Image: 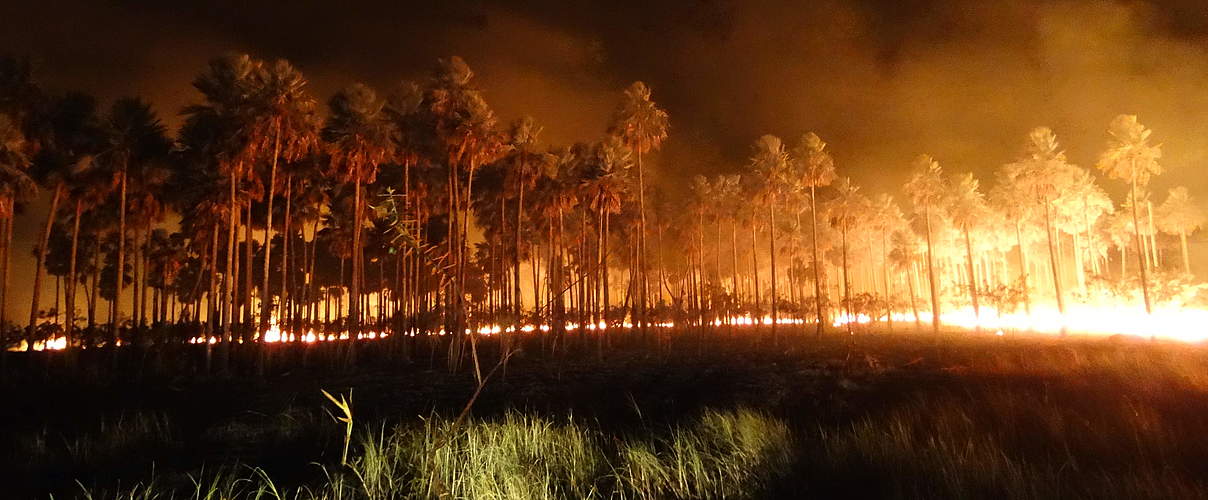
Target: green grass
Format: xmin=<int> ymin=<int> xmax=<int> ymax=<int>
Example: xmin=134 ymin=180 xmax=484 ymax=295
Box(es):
xmin=74 ymin=409 xmax=792 ymax=499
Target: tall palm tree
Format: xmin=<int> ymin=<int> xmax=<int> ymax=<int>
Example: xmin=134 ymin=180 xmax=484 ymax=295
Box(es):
xmin=790 ymin=132 xmax=837 ymax=335
xmin=581 ymin=136 xmax=631 ymax=350
xmin=251 ymin=59 xmax=319 ymax=337
xmin=608 ymin=82 xmax=668 ymax=336
xmin=1097 ymin=115 xmax=1163 ymax=314
xmin=903 ymin=154 xmax=946 ymax=335
xmin=98 ymin=97 xmax=170 ymax=338
xmin=324 ymin=83 xmax=395 ymax=359
xmin=424 ymin=57 xmax=507 ymax=376
xmin=185 ymin=54 xmax=262 ymax=370
xmin=0 ymin=113 xmax=34 ymax=341
xmin=870 ymin=194 xmax=903 ymax=331
xmin=947 ymin=173 xmax=989 ymax=326
xmin=987 ymin=174 xmax=1036 ymax=317
xmin=28 ymin=93 xmax=105 ymax=342
xmin=749 ymin=135 xmax=789 ymax=339
xmin=500 ymin=117 xmax=552 ymax=340
xmin=826 ymin=177 xmax=868 ymax=333
xmin=1006 ymin=127 xmax=1078 ymax=318
xmin=1157 ymin=187 xmax=1203 ymax=276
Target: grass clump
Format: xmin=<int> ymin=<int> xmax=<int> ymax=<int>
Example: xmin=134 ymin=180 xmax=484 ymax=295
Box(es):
xmin=615 ymin=408 xmax=793 ymax=499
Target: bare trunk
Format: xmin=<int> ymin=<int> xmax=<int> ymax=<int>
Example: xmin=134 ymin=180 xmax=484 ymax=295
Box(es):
xmin=809 ymin=185 xmax=824 ymax=336
xmin=768 ymin=197 xmax=778 ymax=339
xmin=114 ymin=170 xmax=128 ymax=338
xmin=1015 ymin=222 xmax=1031 ymax=317
xmin=29 ymin=183 xmax=63 ymax=346
xmin=260 ymin=121 xmax=281 ymax=336
xmin=962 ymin=225 xmax=980 ymax=329
xmin=1131 ymin=174 xmax=1152 ymax=314
xmin=1042 ymin=200 xmax=1065 ymax=317
xmin=66 ymin=199 xmax=82 ymax=343
xmin=923 ymin=205 xmax=940 ymax=335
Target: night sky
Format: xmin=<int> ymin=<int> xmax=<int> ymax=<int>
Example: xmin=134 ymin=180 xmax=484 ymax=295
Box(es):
xmin=3 ymin=0 xmax=1208 ymax=314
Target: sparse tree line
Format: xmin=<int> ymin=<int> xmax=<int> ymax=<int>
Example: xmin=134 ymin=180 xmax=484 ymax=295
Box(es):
xmin=0 ymin=54 xmax=1202 ymax=374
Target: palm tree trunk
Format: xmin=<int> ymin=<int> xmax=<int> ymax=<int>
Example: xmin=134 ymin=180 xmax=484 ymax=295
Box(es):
xmin=750 ymin=222 xmax=760 ymax=318
xmin=0 ymin=206 xmax=10 ymax=338
xmin=206 ymin=226 xmax=217 ymax=372
xmin=809 ymin=185 xmax=824 ymax=336
xmin=89 ymin=236 xmax=98 ymax=330
xmin=28 ymin=183 xmax=63 ymax=348
xmin=1015 ymin=222 xmax=1031 ymax=317
xmin=260 ymin=121 xmax=281 ymax=337
xmin=923 ymin=205 xmax=940 ymax=335
xmin=243 ymin=201 xmax=253 ymax=339
xmin=350 ymin=177 xmax=362 ymax=365
xmin=841 ymin=220 xmax=851 ymax=335
xmin=731 ymin=223 xmax=739 ymax=309
xmin=141 ymin=228 xmax=150 ymax=330
xmin=1042 ymin=201 xmax=1064 ymax=316
xmin=768 ymin=197 xmax=778 ymax=340
xmin=113 ymin=170 xmax=128 ymax=341
xmin=513 ymin=168 xmax=525 ymax=353
xmin=223 ymin=173 xmax=237 ymax=372
xmin=1131 ymin=175 xmax=1152 ymax=314
xmin=281 ymin=175 xmax=292 ymax=329
xmin=881 ymin=229 xmax=893 ymax=333
xmin=66 ymin=199 xmax=82 ymax=347
xmin=635 ymin=151 xmax=648 ymax=338
xmin=962 ymin=225 xmax=980 ymax=328
xmin=1181 ymin=230 xmax=1190 ymax=275
xmin=1147 ymin=201 xmax=1160 ymax=270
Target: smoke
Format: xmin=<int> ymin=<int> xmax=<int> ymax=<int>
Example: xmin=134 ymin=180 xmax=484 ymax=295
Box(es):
xmin=3 ymin=0 xmax=1208 ymax=317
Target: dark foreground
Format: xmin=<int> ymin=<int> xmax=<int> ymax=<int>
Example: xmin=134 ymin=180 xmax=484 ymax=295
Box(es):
xmin=4 ymin=329 xmax=1208 ymax=499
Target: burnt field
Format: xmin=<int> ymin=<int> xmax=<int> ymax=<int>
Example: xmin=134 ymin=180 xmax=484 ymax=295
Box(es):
xmin=5 ymin=329 xmax=1208 ymax=499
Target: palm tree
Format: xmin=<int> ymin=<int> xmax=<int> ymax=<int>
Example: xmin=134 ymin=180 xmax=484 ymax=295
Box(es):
xmin=608 ymin=81 xmax=668 ymax=336
xmin=790 ymin=132 xmax=837 ymax=335
xmin=98 ymin=97 xmax=170 ymax=338
xmin=251 ymin=59 xmax=319 ymax=337
xmin=826 ymin=177 xmax=868 ymax=333
xmin=500 ymin=117 xmax=553 ymax=341
xmin=0 ymin=113 xmax=34 ymax=340
xmin=184 ymin=54 xmax=261 ymax=365
xmin=713 ymin=174 xmax=743 ymax=309
xmin=424 ymin=57 xmax=507 ymax=377
xmin=324 ymin=83 xmax=395 ymax=361
xmin=870 ymin=194 xmax=903 ymax=331
xmin=889 ymin=227 xmax=923 ymax=328
xmin=1006 ymin=127 xmax=1079 ymax=318
xmin=748 ymin=135 xmax=789 ymax=339
xmin=987 ymin=175 xmax=1036 ymax=317
xmin=1097 ymin=115 xmax=1163 ymax=314
xmin=581 ymin=136 xmax=631 ymax=349
xmin=1157 ymin=187 xmax=1203 ymax=276
xmin=903 ymin=154 xmax=946 ymax=335
xmin=946 ymin=173 xmax=989 ymax=326
xmin=28 ymin=93 xmax=105 ymax=343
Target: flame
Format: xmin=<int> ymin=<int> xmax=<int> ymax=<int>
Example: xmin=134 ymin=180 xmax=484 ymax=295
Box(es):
xmin=11 ymin=298 xmax=1208 ymax=353
xmin=6 ymin=336 xmax=68 ymax=352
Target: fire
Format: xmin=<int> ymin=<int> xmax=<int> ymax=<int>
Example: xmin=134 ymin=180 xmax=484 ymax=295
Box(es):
xmin=6 ymin=336 xmax=68 ymax=352
xmin=10 ymin=301 xmax=1208 ymax=353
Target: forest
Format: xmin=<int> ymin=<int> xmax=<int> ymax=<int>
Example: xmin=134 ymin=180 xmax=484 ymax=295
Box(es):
xmin=0 ymin=52 xmax=1202 ymax=367
xmin=6 ymin=51 xmax=1208 ymax=499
